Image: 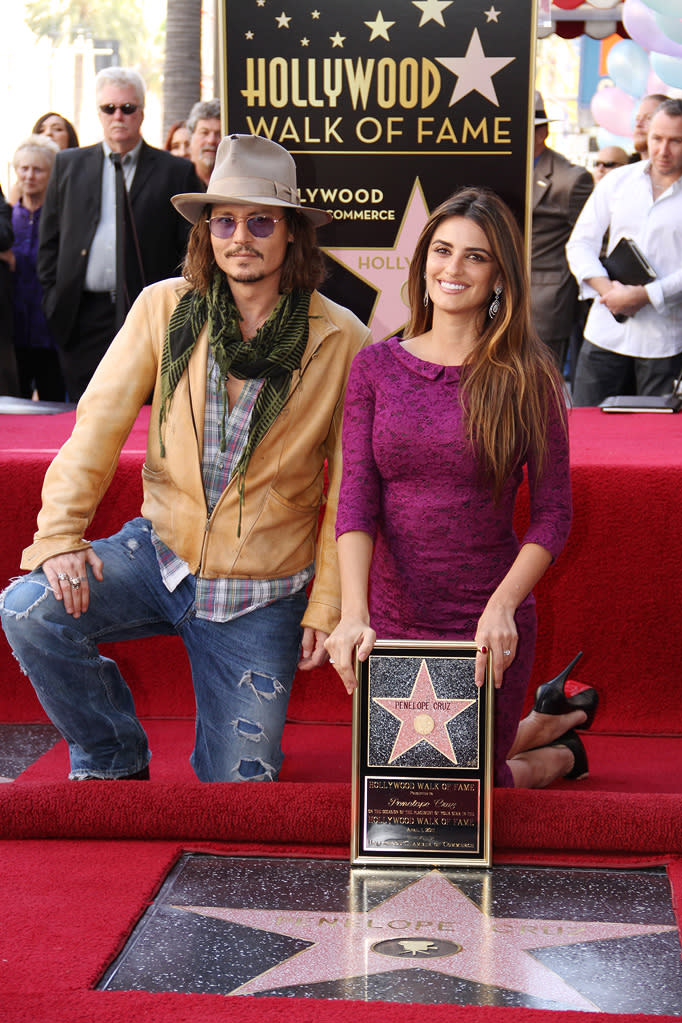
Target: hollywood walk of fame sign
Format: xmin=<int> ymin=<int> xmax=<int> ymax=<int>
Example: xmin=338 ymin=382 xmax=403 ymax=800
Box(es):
xmin=351 ymin=640 xmax=493 ymax=867
xmin=219 ymin=1 xmax=536 ymax=340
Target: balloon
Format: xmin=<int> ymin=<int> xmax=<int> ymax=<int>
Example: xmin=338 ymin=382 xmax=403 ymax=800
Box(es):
xmin=654 ymin=11 xmax=682 ymax=41
xmin=650 ymin=49 xmax=682 ymax=86
xmin=647 ymin=67 xmax=671 ymax=92
xmin=623 ymin=0 xmax=682 ymax=56
xmin=606 ymin=39 xmax=651 ymax=96
xmin=639 ymin=0 xmax=682 ymax=15
xmin=591 ymin=86 xmax=637 ymax=137
xmin=596 ymin=128 xmax=634 ymax=150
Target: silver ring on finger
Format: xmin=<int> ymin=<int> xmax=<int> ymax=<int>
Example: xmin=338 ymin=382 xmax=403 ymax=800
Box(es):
xmin=57 ymin=573 xmax=69 ymax=581
xmin=70 ymin=577 xmax=82 ymax=588
xmin=503 ymin=649 xmax=511 ymax=657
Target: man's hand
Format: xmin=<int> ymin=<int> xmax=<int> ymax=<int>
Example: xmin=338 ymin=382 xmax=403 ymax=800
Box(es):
xmin=42 ymin=549 xmax=104 ymax=618
xmin=298 ymin=627 xmax=330 ymax=670
xmin=600 ymin=281 xmax=650 ymax=318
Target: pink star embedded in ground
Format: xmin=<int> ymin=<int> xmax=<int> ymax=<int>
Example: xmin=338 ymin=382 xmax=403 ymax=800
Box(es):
xmin=178 ymin=870 xmax=675 ymax=1007
xmin=373 ymin=659 xmax=475 ymax=764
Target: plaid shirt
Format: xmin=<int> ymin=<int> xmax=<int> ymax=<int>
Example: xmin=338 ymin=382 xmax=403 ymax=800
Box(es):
xmin=152 ymin=352 xmax=313 ymax=621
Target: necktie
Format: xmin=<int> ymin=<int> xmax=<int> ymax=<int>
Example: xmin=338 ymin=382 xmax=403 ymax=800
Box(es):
xmin=109 ymin=151 xmax=128 ymax=331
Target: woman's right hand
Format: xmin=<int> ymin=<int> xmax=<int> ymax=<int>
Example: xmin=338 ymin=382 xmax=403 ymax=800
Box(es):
xmin=324 ymin=617 xmax=377 ymax=695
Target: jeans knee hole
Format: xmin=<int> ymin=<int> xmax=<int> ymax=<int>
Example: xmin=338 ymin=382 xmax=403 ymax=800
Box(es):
xmin=0 ymin=578 xmax=50 ymax=618
xmin=237 ymin=757 xmax=276 ymax=780
xmin=234 ymin=718 xmax=265 ymax=742
xmin=239 ymin=669 xmax=285 ymax=703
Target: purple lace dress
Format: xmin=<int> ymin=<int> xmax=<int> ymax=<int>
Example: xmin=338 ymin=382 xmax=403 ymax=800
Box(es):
xmin=336 ymin=338 xmax=572 ymax=786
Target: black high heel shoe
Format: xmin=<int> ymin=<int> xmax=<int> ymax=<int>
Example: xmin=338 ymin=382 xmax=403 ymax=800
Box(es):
xmin=549 ymin=729 xmax=589 ymax=780
xmin=533 ymin=652 xmax=599 ymax=730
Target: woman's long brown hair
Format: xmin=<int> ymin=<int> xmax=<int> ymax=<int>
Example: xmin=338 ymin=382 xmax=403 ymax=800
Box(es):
xmin=405 ymin=186 xmax=566 ymax=501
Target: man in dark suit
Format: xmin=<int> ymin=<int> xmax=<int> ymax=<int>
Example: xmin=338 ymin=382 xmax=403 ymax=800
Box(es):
xmin=37 ymin=67 xmax=202 ymax=401
xmin=531 ymin=92 xmax=593 ymax=374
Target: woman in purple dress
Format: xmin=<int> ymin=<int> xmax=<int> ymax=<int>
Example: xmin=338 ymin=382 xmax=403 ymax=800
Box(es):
xmin=325 ymin=187 xmax=594 ymax=788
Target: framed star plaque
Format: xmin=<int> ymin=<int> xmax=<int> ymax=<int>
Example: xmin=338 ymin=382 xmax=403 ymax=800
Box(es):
xmin=351 ymin=640 xmax=493 ymax=867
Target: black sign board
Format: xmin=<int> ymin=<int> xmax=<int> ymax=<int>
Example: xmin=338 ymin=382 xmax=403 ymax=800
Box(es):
xmin=220 ymin=0 xmax=536 ymax=338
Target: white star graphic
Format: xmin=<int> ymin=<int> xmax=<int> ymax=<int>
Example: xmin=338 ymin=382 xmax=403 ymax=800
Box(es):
xmin=324 ymin=178 xmax=431 ymax=340
xmin=178 ymin=871 xmax=676 ymax=1007
xmin=329 ymin=31 xmax=345 ymax=47
xmin=245 ymin=30 xmax=254 ymax=39
xmin=311 ymin=9 xmax=321 ymax=18
xmin=436 ymin=29 xmax=514 ymax=106
xmin=275 ymin=11 xmax=291 ymax=28
xmin=301 ymin=37 xmax=309 ymax=46
xmin=485 ymin=5 xmax=501 ymax=21
xmin=257 ymin=0 xmax=266 ymax=6
xmin=365 ymin=11 xmax=395 ymax=41
xmin=412 ymin=0 xmax=454 ymax=27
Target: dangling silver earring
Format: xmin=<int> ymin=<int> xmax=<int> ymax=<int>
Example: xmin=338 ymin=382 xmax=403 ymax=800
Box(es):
xmin=488 ymin=284 xmax=503 ymax=320
xmin=423 ymin=271 xmax=429 ymax=308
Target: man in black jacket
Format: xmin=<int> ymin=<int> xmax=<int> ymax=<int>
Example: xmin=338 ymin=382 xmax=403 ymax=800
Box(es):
xmin=37 ymin=67 xmax=202 ymax=401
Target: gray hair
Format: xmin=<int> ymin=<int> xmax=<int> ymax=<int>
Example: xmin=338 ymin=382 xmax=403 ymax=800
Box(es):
xmin=13 ymin=133 xmax=59 ymax=170
xmin=95 ymin=67 xmax=146 ymax=107
xmin=187 ymin=99 xmax=221 ymax=134
xmin=655 ymin=98 xmax=682 ymax=120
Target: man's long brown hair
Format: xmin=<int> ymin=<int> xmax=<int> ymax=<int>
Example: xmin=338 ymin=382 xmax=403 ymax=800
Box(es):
xmin=182 ymin=206 xmax=328 ymax=294
xmin=405 ymin=186 xmax=566 ymax=501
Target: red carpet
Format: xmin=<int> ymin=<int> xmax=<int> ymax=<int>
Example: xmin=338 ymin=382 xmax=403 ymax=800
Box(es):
xmin=1 ymin=837 xmax=682 ymax=1023
xmin=2 ymin=409 xmax=682 ymax=1020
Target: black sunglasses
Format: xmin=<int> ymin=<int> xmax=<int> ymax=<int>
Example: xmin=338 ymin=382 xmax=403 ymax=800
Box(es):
xmin=206 ymin=215 xmax=282 ymax=239
xmin=595 ymin=160 xmax=620 ymax=169
xmin=99 ymin=103 xmax=139 ymax=116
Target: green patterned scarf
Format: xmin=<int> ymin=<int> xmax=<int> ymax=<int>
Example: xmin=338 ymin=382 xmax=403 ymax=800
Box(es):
xmin=159 ymin=271 xmax=311 ymax=532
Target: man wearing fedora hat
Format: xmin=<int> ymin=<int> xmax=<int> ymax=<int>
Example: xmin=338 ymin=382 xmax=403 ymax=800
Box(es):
xmin=531 ymin=92 xmax=593 ymax=375
xmin=1 ymin=134 xmax=371 ymax=783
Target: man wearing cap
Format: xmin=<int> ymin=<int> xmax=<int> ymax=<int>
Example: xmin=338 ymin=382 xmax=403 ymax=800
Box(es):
xmin=1 ymin=134 xmax=371 ymax=783
xmin=531 ymin=92 xmax=594 ymax=374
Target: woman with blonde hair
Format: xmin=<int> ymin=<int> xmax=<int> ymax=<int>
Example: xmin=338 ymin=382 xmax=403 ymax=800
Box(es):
xmin=6 ymin=135 xmax=65 ymax=399
xmin=325 ymin=186 xmax=597 ymax=788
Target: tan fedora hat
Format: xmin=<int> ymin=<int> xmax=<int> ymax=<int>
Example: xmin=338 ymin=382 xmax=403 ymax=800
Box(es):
xmin=172 ymin=133 xmax=331 ymax=228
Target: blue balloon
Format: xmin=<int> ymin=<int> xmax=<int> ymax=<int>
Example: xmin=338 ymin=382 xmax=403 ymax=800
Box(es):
xmin=597 ymin=129 xmax=634 ymax=149
xmin=651 ymin=49 xmax=682 ymax=86
xmin=640 ymin=0 xmax=682 ymax=15
xmin=607 ymin=39 xmax=651 ymax=97
xmin=655 ymin=11 xmax=682 ymax=41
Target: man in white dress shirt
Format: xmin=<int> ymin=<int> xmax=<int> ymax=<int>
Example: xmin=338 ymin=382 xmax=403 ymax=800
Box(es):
xmin=567 ymin=99 xmax=682 ymax=405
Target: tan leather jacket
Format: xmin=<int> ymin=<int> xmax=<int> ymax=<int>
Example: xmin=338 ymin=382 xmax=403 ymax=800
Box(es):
xmin=21 ymin=279 xmax=372 ymax=634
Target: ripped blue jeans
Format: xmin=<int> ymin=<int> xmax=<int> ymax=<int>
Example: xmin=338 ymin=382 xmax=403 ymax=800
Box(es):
xmin=0 ymin=518 xmax=305 ymax=782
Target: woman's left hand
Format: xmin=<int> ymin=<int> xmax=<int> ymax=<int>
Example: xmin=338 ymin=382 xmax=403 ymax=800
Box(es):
xmin=474 ymin=602 xmax=517 ymax=689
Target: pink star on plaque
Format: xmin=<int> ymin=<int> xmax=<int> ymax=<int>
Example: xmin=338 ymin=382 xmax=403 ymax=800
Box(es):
xmin=373 ymin=659 xmax=475 ymax=764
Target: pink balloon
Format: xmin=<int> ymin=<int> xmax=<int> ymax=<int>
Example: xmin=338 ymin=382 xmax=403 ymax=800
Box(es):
xmin=647 ymin=67 xmax=670 ymax=92
xmin=623 ymin=0 xmax=682 ymax=56
xmin=591 ymin=86 xmax=636 ymax=137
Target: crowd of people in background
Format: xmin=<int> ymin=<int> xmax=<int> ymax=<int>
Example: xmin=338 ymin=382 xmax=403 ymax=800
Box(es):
xmin=0 ymin=72 xmax=679 ymax=409
xmin=0 ymin=77 xmax=222 ymax=404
